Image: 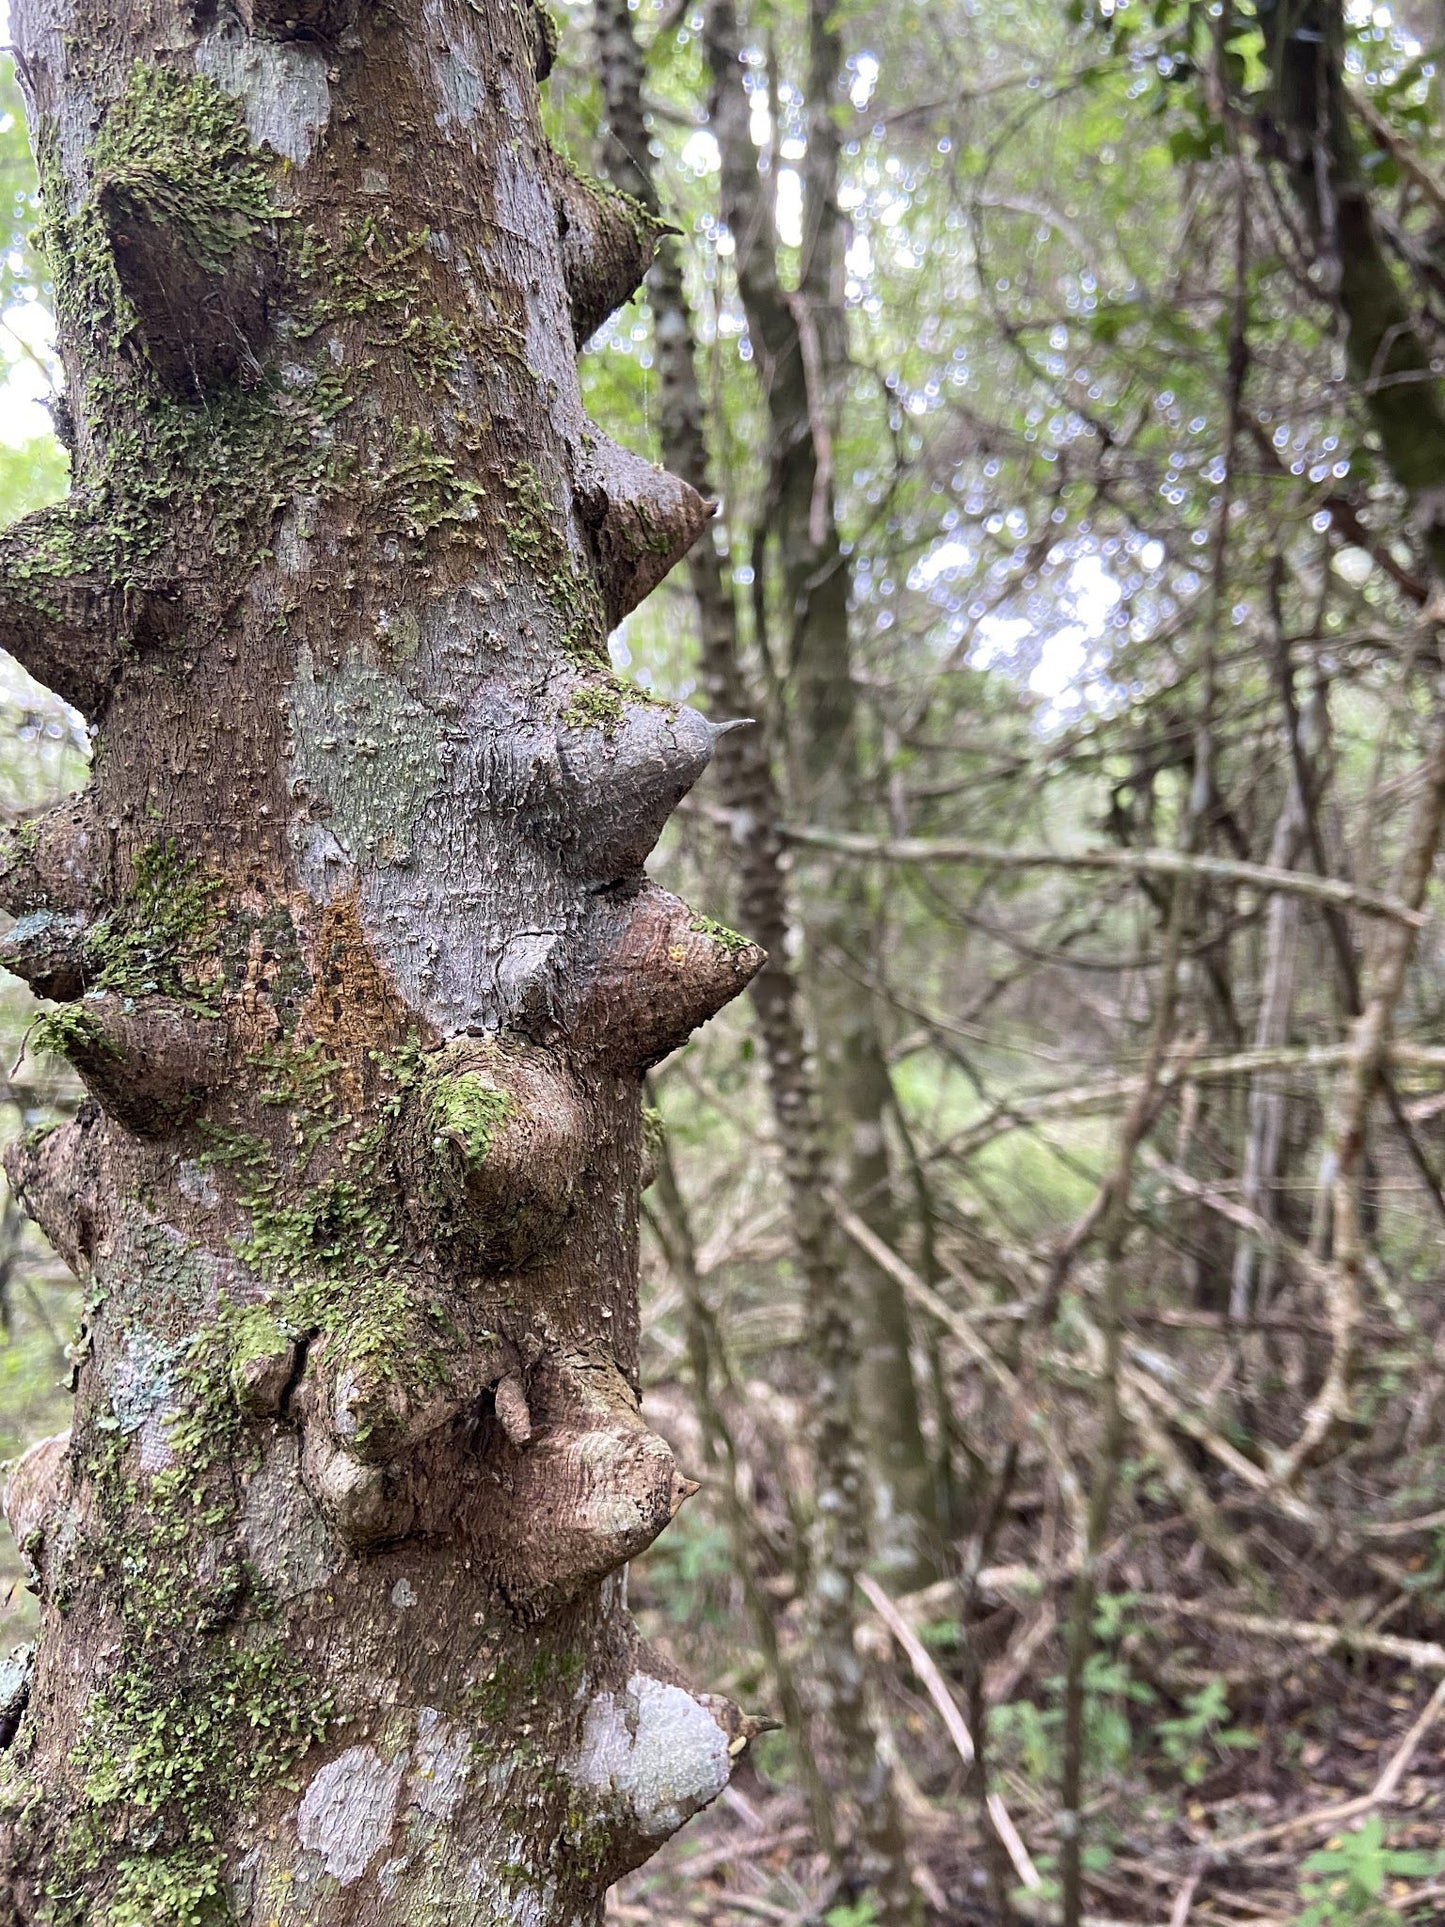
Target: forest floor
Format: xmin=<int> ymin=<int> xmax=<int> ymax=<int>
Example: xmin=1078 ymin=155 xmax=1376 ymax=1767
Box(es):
xmin=618 ymin=1376 xmax=1445 ymax=1927
xmin=609 ymin=1649 xmax=1445 ymax=1925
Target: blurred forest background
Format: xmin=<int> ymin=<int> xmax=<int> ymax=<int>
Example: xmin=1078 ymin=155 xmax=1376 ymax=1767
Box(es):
xmin=10 ymin=1 xmax=1445 ymax=1922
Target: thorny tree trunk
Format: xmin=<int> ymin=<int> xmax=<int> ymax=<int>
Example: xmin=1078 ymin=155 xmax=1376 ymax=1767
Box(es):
xmin=0 ymin=3 xmax=765 ymax=1922
xmin=702 ymin=0 xmax=941 ymax=1588
xmin=590 ymin=7 xmax=915 ymax=1919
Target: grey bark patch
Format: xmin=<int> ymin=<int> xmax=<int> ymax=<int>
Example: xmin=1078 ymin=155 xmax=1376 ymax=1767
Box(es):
xmin=287 ymin=645 xmax=445 ymax=880
xmin=241 ymin=1435 xmax=341 ymax=1600
xmin=377 ymin=1855 xmax=409 ymax=1895
xmin=296 ymin=1744 xmax=406 ymax=1884
xmin=285 ymin=594 xmax=583 ymax=1035
xmin=421 ymin=0 xmax=487 ymax=131
xmin=176 ymin=1159 xmax=220 ymax=1209
xmin=196 ymin=18 xmax=332 ymax=163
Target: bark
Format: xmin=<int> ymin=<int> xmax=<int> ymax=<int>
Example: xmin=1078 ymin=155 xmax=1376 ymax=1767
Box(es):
xmin=0 ymin=5 xmax=763 ymax=1922
xmin=702 ymin=0 xmax=941 ymax=1588
xmin=590 ymin=9 xmax=914 ymax=1915
xmin=1260 ymin=0 xmax=1445 ymax=575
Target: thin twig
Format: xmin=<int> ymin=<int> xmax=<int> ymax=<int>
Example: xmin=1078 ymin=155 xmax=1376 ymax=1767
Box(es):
xmin=1203 ymin=1673 xmax=1445 ymax=1856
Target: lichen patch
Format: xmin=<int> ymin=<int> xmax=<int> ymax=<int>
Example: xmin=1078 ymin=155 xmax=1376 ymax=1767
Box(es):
xmin=296 ymin=1743 xmax=406 ymax=1884
xmin=408 ymin=1706 xmax=469 ymax=1821
xmin=568 ymin=1672 xmax=730 ymax=1837
xmin=196 ymin=17 xmax=331 ymax=164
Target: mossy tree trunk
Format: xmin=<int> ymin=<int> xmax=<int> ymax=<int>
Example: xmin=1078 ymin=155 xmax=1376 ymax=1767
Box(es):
xmin=0 ymin=3 xmax=762 ymax=1922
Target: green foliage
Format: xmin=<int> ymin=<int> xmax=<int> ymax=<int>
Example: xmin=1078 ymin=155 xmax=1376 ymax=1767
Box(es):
xmin=992 ymin=1596 xmax=1175 ymax=1788
xmin=29 ymin=1004 xmax=114 ymax=1063
xmin=1297 ymin=1816 xmax=1445 ymax=1927
xmin=635 ymin=1508 xmax=733 ymax=1626
xmin=1153 ymin=1680 xmax=1256 ymax=1787
xmin=824 ymin=1898 xmax=881 ymax=1927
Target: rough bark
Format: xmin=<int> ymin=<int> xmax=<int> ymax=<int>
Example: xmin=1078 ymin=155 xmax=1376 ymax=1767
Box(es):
xmin=702 ymin=0 xmax=941 ymax=1588
xmin=0 ymin=4 xmax=762 ymax=1922
xmin=1261 ymin=0 xmax=1445 ymax=575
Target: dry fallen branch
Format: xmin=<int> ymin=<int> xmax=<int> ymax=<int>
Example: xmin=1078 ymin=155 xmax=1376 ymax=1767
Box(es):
xmin=1203 ymin=1673 xmax=1445 ymax=1857
xmin=859 ymin=1571 xmax=1043 ymax=1893
xmin=1134 ymin=1595 xmax=1445 ymax=1672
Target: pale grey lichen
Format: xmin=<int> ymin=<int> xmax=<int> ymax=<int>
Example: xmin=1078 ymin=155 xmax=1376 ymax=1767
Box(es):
xmin=568 ymin=1672 xmax=730 ymax=1837
xmin=295 ymin=1744 xmax=405 ymax=1884
xmin=196 ymin=17 xmax=331 ymax=164
xmin=407 ymin=1707 xmax=469 ymax=1822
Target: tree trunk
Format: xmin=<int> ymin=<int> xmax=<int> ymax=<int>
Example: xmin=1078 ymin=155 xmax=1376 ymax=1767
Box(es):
xmin=703 ymin=0 xmax=941 ymax=1586
xmin=0 ymin=4 xmax=763 ymax=1921
xmin=590 ymin=13 xmax=916 ymax=1919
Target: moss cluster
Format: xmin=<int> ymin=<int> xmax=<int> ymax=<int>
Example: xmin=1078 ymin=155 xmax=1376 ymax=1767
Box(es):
xmin=293 ymin=219 xmax=476 ymax=393
xmin=200 ymin=1039 xmax=448 ymax=1399
xmin=41 ymin=1284 xmax=331 ymax=1925
xmin=505 ymin=462 xmax=607 ymax=662
xmin=64 ymin=1632 xmax=326 ymax=1927
xmin=32 ymin=1042 xmax=479 ymax=1917
xmin=561 ymin=680 xmax=625 ymax=735
xmin=29 ymin=1004 xmax=115 ymax=1064
xmin=689 ymin=912 xmax=751 ymax=954
xmin=85 ymin=839 xmax=222 ymax=1010
xmin=429 ymin=1071 xmax=515 ymax=1167
xmin=26 ymin=66 xmax=493 ymax=632
xmin=91 ymin=63 xmax=277 ymax=274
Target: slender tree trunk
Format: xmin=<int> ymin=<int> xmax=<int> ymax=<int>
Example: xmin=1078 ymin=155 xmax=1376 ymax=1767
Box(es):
xmin=1231 ymin=773 xmax=1306 ymax=1319
xmin=590 ymin=11 xmax=915 ymax=1918
xmin=703 ymin=0 xmax=941 ymax=1588
xmin=0 ymin=4 xmax=763 ymax=1921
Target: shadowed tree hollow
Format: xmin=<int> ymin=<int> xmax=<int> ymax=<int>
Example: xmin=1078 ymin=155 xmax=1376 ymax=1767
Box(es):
xmin=0 ymin=1 xmax=765 ymax=1921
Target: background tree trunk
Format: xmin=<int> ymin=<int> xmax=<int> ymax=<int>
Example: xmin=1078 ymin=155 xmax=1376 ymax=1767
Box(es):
xmin=0 ymin=2 xmax=762 ymax=1920
xmin=590 ymin=10 xmax=916 ymax=1917
xmin=703 ymin=0 xmax=942 ymax=1589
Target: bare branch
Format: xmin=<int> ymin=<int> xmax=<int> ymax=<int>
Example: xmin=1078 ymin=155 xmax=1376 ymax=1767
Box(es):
xmin=785 ymin=826 xmax=1428 ymax=925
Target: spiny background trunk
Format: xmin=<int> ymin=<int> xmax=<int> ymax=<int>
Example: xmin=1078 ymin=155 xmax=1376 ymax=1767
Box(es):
xmin=0 ymin=2 xmax=763 ymax=1921
xmin=590 ymin=8 xmax=914 ymax=1916
xmin=702 ymin=0 xmax=942 ymax=1588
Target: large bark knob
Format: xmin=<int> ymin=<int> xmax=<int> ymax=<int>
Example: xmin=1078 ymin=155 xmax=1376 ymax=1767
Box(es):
xmin=399 ymin=1041 xmax=590 ymax=1267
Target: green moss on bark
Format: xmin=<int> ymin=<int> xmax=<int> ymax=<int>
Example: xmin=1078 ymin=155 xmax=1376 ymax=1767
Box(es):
xmin=84 ymin=840 xmax=223 ymax=1010
xmin=428 ymin=1071 xmax=515 ymax=1165
xmin=29 ymin=1004 xmax=117 ymax=1063
xmin=92 ymin=63 xmax=277 ymax=273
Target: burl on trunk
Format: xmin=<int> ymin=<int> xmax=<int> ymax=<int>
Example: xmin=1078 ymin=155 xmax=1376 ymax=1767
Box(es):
xmin=0 ymin=2 xmax=762 ymax=1921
